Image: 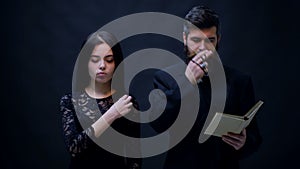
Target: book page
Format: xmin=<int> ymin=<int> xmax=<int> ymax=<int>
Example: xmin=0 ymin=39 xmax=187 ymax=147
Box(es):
xmin=204 ymin=100 xmax=264 ymax=137
xmin=204 ymin=112 xmax=245 ymax=137
xmin=244 ymin=100 xmax=264 ymax=120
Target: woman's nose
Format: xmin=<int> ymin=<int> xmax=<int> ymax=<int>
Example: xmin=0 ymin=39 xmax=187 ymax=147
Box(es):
xmin=99 ymin=60 xmax=105 ymax=70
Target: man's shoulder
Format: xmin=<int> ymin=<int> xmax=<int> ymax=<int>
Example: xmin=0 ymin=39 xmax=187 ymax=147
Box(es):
xmin=224 ymin=65 xmax=251 ymax=81
xmin=153 ymin=63 xmax=186 ymax=88
xmin=223 ymin=65 xmax=253 ymax=89
xmin=154 ymin=63 xmax=185 ymax=79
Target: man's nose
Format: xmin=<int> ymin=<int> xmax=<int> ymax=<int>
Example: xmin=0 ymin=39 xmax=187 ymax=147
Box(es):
xmin=198 ymin=40 xmax=206 ymax=51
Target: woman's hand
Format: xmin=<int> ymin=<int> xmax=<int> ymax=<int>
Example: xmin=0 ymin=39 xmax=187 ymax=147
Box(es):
xmin=92 ymin=95 xmax=133 ymax=138
xmin=112 ymin=94 xmax=133 ymax=117
xmin=103 ymin=95 xmax=133 ymax=122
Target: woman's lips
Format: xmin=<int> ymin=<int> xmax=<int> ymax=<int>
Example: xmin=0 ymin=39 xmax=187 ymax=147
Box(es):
xmin=96 ymin=72 xmax=106 ymax=77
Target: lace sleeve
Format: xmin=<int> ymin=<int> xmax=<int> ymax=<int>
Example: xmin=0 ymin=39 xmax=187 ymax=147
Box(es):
xmin=60 ymin=94 xmax=95 ymax=157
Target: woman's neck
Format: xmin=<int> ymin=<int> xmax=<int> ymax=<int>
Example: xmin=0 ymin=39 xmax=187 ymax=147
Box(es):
xmin=85 ymin=82 xmax=114 ymax=99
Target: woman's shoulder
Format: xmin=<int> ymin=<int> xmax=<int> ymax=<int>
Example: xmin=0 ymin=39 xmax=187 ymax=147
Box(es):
xmin=61 ymin=93 xmax=72 ymax=100
xmin=60 ymin=91 xmax=90 ymax=100
xmin=60 ymin=93 xmax=73 ymax=110
xmin=60 ymin=92 xmax=87 ymax=106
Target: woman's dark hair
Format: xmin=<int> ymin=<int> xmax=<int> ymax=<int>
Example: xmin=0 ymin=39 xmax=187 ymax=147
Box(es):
xmin=73 ymin=31 xmax=124 ymax=92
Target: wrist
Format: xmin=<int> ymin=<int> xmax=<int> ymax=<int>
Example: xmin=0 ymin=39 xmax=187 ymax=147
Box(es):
xmin=185 ymin=69 xmax=200 ymax=85
xmin=102 ymin=107 xmax=121 ymax=123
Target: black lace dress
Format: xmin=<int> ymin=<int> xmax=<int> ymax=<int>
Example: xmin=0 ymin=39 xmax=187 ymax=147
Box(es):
xmin=60 ymin=92 xmax=140 ymax=169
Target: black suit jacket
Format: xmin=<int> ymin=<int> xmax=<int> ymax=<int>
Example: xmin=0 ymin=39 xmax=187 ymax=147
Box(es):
xmin=150 ymin=64 xmax=262 ymax=169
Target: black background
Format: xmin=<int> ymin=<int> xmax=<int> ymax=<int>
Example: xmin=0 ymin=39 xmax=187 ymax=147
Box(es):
xmin=2 ymin=0 xmax=300 ymax=168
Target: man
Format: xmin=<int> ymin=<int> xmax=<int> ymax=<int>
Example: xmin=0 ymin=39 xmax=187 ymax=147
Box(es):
xmin=150 ymin=6 xmax=262 ymax=169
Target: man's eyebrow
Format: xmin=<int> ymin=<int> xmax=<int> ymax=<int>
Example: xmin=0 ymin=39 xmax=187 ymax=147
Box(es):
xmin=190 ymin=37 xmax=216 ymax=41
xmin=191 ymin=37 xmax=201 ymax=39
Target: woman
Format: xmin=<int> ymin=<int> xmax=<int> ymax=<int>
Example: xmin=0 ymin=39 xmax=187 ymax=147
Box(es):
xmin=60 ymin=31 xmax=140 ymax=169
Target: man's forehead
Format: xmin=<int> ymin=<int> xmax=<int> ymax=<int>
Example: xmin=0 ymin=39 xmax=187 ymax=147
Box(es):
xmin=188 ymin=27 xmax=217 ymax=37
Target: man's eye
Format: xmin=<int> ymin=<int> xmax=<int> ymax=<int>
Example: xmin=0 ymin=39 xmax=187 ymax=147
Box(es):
xmin=191 ymin=38 xmax=201 ymax=43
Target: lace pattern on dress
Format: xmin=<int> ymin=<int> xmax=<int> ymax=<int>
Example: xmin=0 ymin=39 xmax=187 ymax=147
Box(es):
xmin=60 ymin=92 xmax=113 ymax=157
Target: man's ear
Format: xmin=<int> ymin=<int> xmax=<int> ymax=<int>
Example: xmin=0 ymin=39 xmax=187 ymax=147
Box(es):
xmin=217 ymin=34 xmax=221 ymax=44
xmin=183 ymin=32 xmax=187 ymax=46
xmin=215 ymin=34 xmax=221 ymax=50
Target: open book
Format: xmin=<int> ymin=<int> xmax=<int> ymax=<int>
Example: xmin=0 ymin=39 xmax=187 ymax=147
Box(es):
xmin=204 ymin=100 xmax=264 ymax=137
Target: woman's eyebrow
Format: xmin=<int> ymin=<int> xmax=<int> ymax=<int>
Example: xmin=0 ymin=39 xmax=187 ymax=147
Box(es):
xmin=90 ymin=54 xmax=113 ymax=58
xmin=91 ymin=55 xmax=100 ymax=58
xmin=104 ymin=55 xmax=114 ymax=58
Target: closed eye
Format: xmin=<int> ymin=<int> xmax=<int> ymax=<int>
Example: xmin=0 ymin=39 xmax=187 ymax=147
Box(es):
xmin=90 ymin=55 xmax=100 ymax=63
xmin=191 ymin=37 xmax=201 ymax=43
xmin=105 ymin=55 xmax=114 ymax=63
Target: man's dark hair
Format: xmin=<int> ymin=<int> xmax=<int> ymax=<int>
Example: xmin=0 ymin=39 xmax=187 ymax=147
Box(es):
xmin=184 ymin=6 xmax=220 ymax=36
xmin=183 ymin=6 xmax=221 ymax=59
